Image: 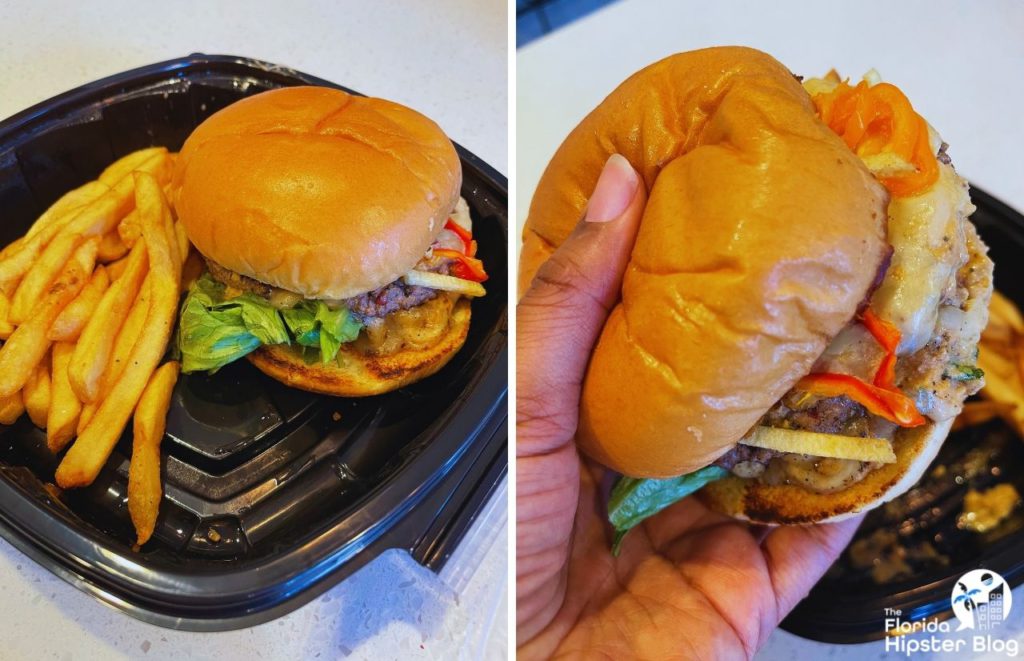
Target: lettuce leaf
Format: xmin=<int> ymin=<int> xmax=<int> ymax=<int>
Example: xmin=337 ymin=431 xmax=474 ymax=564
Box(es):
xmin=178 ymin=274 xmax=362 ymax=373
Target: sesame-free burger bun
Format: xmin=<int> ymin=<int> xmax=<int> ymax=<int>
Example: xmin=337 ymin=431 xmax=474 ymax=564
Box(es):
xmin=699 ymin=419 xmax=951 ymax=524
xmin=174 ymin=86 xmax=462 ymax=300
xmin=519 ymin=47 xmax=891 ymax=478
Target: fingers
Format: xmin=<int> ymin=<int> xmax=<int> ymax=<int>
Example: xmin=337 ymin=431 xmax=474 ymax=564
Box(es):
xmin=761 ymin=514 xmax=865 ymax=622
xmin=517 ymin=154 xmax=646 ymax=456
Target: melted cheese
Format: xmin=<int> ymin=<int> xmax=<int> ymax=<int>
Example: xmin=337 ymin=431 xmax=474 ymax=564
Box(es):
xmin=870 ymin=162 xmax=973 ymax=354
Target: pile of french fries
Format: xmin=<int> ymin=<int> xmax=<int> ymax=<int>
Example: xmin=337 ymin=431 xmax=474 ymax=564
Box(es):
xmin=0 ymin=147 xmax=189 ymax=546
xmin=956 ymin=291 xmax=1024 ymax=436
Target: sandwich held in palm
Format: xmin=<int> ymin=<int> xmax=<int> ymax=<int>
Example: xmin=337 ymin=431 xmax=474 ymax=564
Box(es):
xmin=172 ymin=86 xmax=487 ymax=396
xmin=518 ymin=47 xmax=992 ymax=546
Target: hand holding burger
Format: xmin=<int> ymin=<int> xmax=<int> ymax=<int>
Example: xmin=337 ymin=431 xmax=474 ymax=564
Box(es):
xmin=517 ymin=46 xmax=992 ymax=655
xmin=517 ymin=151 xmax=862 ymax=658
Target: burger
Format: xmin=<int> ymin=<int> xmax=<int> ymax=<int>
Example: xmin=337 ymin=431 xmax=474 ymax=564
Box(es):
xmin=518 ymin=47 xmax=993 ymax=544
xmin=172 ymin=86 xmax=488 ymax=396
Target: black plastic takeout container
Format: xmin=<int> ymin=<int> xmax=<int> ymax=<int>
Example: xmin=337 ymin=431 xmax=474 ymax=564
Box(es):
xmin=781 ymin=188 xmax=1024 ymax=643
xmin=0 ymin=54 xmax=507 ymax=630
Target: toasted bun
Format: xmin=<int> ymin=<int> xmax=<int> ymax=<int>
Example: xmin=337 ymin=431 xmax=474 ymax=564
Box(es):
xmin=518 ymin=47 xmax=890 ymax=478
xmin=246 ymin=298 xmax=471 ymax=396
xmin=174 ymin=86 xmax=461 ymax=299
xmin=700 ymin=419 xmax=952 ymax=524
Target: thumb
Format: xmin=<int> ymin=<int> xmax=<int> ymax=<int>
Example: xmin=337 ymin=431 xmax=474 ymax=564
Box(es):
xmin=517 ymin=154 xmax=646 ymax=456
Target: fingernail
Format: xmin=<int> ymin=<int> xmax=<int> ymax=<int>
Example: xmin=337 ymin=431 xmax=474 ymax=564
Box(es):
xmin=585 ymin=154 xmax=639 ymax=223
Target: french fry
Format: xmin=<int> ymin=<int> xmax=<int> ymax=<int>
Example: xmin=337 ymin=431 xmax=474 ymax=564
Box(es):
xmin=0 ymin=240 xmax=97 ymax=399
xmin=106 ymin=254 xmax=130 ymax=281
xmin=989 ymin=291 xmax=1024 ymax=334
xmin=952 ymin=401 xmax=1017 ymax=432
xmin=9 ymin=231 xmax=82 ymax=324
xmin=97 ymin=230 xmax=129 ymax=263
xmin=47 ymin=343 xmax=81 ymax=452
xmin=0 ymin=181 xmax=108 ymax=295
xmin=402 ymin=269 xmax=486 ymax=297
xmin=181 ymin=250 xmax=203 ymax=291
xmin=174 ymin=221 xmax=189 ymax=266
xmin=0 ymin=391 xmax=23 ymax=425
xmin=48 ymin=266 xmax=110 ymax=342
xmin=0 ymin=289 xmax=13 ymax=340
xmin=56 ymin=172 xmax=179 ymax=488
xmin=129 ymin=361 xmax=179 ymax=545
xmin=23 ymin=359 xmax=51 ymax=429
xmin=78 ymin=279 xmax=151 ymax=437
xmin=117 ymin=209 xmax=141 ymax=247
xmin=68 ymin=242 xmax=148 ymax=402
xmin=25 ymin=180 xmax=110 ymax=240
xmin=98 ymin=147 xmax=168 ymax=187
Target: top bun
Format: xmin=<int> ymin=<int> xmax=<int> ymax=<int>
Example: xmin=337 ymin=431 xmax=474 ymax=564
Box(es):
xmin=519 ymin=47 xmax=890 ymax=478
xmin=174 ymin=86 xmax=461 ymax=299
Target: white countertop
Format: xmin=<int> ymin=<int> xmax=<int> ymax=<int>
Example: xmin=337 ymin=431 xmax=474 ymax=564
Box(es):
xmin=0 ymin=1 xmax=508 ymax=658
xmin=518 ymin=1 xmax=1024 ymax=658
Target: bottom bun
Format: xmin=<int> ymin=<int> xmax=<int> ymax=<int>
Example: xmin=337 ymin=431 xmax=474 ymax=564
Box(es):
xmin=247 ymin=298 xmax=471 ymax=397
xmin=700 ymin=418 xmax=952 ymax=524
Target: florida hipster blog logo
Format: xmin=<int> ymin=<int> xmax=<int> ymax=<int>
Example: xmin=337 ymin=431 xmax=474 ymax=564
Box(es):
xmin=952 ymin=569 xmax=1012 ymax=631
xmin=884 ymin=569 xmax=1018 ymax=656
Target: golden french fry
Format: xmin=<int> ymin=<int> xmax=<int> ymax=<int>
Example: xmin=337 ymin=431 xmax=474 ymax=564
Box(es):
xmin=0 ymin=289 xmax=13 ymax=340
xmin=48 ymin=266 xmax=110 ymax=342
xmin=0 ymin=390 xmax=24 ymax=425
xmin=0 ymin=240 xmax=97 ymax=399
xmin=117 ymin=209 xmax=141 ymax=248
xmin=56 ymin=172 xmax=179 ymax=488
xmin=26 ymin=180 xmax=110 ymax=240
xmin=181 ymin=250 xmax=203 ymax=292
xmin=48 ymin=343 xmax=81 ymax=452
xmin=952 ymin=400 xmax=1017 ymax=432
xmin=129 ymin=361 xmax=179 ymax=545
xmin=174 ymin=221 xmax=189 ymax=266
xmin=68 ymin=242 xmax=148 ymax=402
xmin=97 ymin=230 xmax=129 ymax=263
xmin=106 ymin=254 xmax=130 ymax=281
xmin=23 ymin=359 xmax=51 ymax=429
xmin=0 ymin=181 xmax=109 ymax=295
xmin=98 ymin=147 xmax=168 ymax=187
xmin=76 ymin=275 xmax=150 ymax=435
xmin=989 ymin=291 xmax=1024 ymax=334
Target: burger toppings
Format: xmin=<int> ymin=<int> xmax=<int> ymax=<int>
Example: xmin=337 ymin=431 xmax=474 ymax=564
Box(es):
xmin=178 ymin=274 xmax=361 ymax=373
xmin=178 ymin=198 xmax=488 ymax=374
xmin=806 ymin=70 xmax=939 ymax=198
xmin=738 ymin=427 xmax=896 ymax=464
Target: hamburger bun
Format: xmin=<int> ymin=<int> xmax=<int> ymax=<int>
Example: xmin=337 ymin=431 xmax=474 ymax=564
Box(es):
xmin=247 ymin=298 xmax=471 ymax=397
xmin=700 ymin=419 xmax=951 ymax=523
xmin=174 ymin=86 xmax=462 ymax=300
xmin=520 ymin=46 xmax=890 ymax=478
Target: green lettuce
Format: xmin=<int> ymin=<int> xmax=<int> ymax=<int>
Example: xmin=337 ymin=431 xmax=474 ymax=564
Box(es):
xmin=178 ymin=274 xmax=362 ymax=373
xmin=607 ymin=466 xmax=728 ymax=555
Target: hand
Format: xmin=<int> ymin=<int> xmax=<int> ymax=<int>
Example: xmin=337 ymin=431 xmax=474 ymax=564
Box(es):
xmin=516 ymin=154 xmax=864 ymax=659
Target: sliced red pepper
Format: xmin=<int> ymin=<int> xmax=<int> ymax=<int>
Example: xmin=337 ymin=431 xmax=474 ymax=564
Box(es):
xmin=434 ymin=248 xmax=489 ymax=282
xmin=445 ymin=219 xmax=473 ymax=254
xmin=861 ymin=308 xmax=900 ymax=352
xmin=810 ymin=79 xmax=938 ymax=198
xmin=796 ymin=373 xmax=926 ymax=428
xmin=860 ymin=307 xmax=901 ymax=388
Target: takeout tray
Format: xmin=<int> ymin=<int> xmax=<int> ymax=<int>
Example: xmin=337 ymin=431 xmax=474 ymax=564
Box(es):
xmin=781 ymin=187 xmax=1024 ymax=643
xmin=0 ymin=54 xmax=508 ymax=630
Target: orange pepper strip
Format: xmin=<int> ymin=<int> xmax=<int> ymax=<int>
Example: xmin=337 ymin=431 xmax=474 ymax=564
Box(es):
xmin=444 ymin=219 xmax=473 ymax=254
xmin=811 ymin=79 xmax=938 ymax=197
xmin=861 ymin=308 xmax=901 ymax=388
xmin=796 ymin=373 xmax=926 ymax=428
xmin=433 ymin=248 xmax=489 ymax=282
